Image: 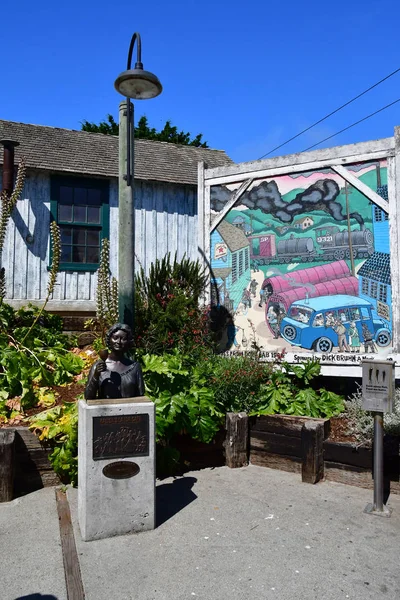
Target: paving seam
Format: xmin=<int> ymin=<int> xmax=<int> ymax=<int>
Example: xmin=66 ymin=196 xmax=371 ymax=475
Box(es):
xmin=55 ymin=488 xmax=86 ymax=600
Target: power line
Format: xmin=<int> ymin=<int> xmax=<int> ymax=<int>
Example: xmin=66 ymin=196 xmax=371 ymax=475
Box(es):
xmin=258 ymin=66 xmax=400 ymax=159
xmin=301 ymin=97 xmax=400 ymax=152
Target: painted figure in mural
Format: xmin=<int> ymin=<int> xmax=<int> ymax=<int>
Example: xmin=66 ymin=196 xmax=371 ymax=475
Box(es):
xmin=223 ymin=290 xmax=234 ymax=312
xmin=332 ymin=319 xmax=350 ymax=353
xmin=241 ymin=288 xmax=251 ymax=314
xmin=278 ymin=307 xmax=287 ymax=331
xmin=85 ymin=323 xmax=145 ymax=400
xmin=250 ymin=279 xmax=258 ymax=298
xmin=259 ymin=287 xmax=266 ymax=308
xmin=348 ymin=321 xmax=361 ymax=353
xmin=226 ymin=316 xmax=241 ymax=350
xmin=267 ymin=306 xmax=280 ymax=339
xmin=251 ymin=259 xmax=260 ymax=272
xmin=361 ymin=323 xmax=377 ymax=353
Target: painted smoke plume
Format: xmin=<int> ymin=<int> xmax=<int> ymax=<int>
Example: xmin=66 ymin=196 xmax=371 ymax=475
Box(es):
xmin=211 ymin=179 xmax=364 ymax=227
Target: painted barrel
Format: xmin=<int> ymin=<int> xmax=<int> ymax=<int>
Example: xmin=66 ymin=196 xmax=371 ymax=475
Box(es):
xmin=262 ymin=260 xmax=350 ymax=296
xmin=264 ymin=275 xmax=358 ymax=334
xmin=277 ymin=237 xmax=314 ymax=256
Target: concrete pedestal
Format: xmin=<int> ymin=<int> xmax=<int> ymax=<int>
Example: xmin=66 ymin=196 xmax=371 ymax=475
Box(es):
xmin=78 ymin=397 xmax=155 ymax=541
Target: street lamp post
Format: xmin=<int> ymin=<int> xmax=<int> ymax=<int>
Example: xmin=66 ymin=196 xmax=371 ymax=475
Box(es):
xmin=114 ymin=32 xmax=162 ymax=329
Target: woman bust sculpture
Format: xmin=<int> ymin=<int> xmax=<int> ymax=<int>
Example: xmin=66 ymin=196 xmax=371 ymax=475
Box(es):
xmin=85 ymin=323 xmax=145 ymax=401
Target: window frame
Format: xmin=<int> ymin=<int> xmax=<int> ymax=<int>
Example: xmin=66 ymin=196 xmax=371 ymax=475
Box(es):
xmin=50 ymin=175 xmax=110 ymax=272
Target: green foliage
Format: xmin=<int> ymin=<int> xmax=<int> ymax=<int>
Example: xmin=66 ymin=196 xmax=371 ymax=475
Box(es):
xmin=0 ymin=159 xmax=26 ymax=268
xmin=0 ymin=303 xmax=83 ymax=417
xmin=142 ymin=352 xmax=224 ymax=444
xmin=95 ymin=238 xmax=119 ymax=338
xmin=201 ymin=353 xmax=274 ymax=413
xmin=134 ymin=253 xmax=213 ymax=358
xmin=81 ymin=114 xmax=119 ymax=135
xmin=253 ymin=360 xmax=344 ymax=419
xmin=21 ymin=222 xmax=62 ymax=343
xmin=29 ymin=401 xmax=79 ymax=485
xmin=81 ymin=114 xmax=208 ymax=147
xmin=344 ymin=386 xmax=400 ymax=445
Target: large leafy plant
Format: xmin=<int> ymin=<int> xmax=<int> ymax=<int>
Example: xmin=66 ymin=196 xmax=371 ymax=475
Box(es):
xmin=29 ymin=401 xmax=79 ymax=485
xmin=253 ymin=360 xmax=344 ymax=418
xmin=0 ymin=303 xmax=83 ymax=419
xmin=142 ymin=352 xmax=224 ymax=444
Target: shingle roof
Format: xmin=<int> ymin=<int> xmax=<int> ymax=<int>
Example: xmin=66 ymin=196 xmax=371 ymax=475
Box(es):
xmin=217 ymin=220 xmax=250 ymax=252
xmin=358 ymin=251 xmax=391 ymax=285
xmin=0 ymin=120 xmax=232 ymax=185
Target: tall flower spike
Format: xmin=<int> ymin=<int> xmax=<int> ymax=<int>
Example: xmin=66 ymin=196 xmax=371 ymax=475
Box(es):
xmin=47 ymin=222 xmax=61 ymax=297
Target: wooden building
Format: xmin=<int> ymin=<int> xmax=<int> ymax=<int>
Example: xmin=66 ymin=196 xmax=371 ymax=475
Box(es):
xmin=0 ymin=120 xmax=232 ymax=321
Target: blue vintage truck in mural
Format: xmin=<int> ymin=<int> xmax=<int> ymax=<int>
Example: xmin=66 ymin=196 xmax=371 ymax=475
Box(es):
xmin=280 ymin=295 xmax=392 ymax=353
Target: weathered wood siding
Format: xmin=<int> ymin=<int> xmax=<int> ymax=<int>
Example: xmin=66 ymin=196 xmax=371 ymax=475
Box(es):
xmin=1 ymin=170 xmax=198 ymax=306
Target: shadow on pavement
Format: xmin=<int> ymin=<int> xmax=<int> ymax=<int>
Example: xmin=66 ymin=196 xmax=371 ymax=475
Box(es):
xmin=14 ymin=595 xmax=58 ymax=600
xmin=156 ymin=476 xmax=197 ymax=526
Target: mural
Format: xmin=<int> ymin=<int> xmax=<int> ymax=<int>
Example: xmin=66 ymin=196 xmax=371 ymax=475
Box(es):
xmin=210 ymin=161 xmax=392 ymax=360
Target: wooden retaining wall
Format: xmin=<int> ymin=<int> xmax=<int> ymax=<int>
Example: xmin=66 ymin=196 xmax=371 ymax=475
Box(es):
xmin=250 ymin=415 xmax=330 ymax=483
xmin=0 ymin=427 xmax=60 ymax=501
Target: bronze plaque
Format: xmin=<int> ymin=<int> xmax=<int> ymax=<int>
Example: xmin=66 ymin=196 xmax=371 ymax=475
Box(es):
xmin=102 ymin=461 xmax=140 ymax=479
xmin=92 ymin=414 xmax=149 ymax=460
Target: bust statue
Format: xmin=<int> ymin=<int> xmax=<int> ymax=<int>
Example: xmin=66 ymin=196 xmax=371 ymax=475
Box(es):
xmin=84 ymin=323 xmax=145 ymax=401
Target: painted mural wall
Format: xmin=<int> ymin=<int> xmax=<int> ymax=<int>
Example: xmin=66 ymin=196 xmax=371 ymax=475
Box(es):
xmin=210 ymin=161 xmax=392 ymax=362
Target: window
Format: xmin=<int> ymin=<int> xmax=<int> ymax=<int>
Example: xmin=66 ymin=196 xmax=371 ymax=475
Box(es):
xmin=338 ymin=308 xmax=349 ymax=323
xmin=374 ymin=206 xmax=383 ymax=222
xmin=51 ymin=176 xmax=109 ymax=270
xmin=361 ymin=278 xmax=369 ymax=295
xmin=244 ymin=247 xmax=249 ymax=271
xmin=370 ymin=281 xmax=378 ymax=299
xmin=232 ymin=253 xmax=238 ymax=283
xmin=312 ymin=313 xmax=324 ymax=327
xmin=360 ymin=307 xmax=370 ymax=320
xmin=238 ymin=250 xmax=244 ymax=277
xmin=378 ymin=284 xmax=387 ymax=303
xmin=349 ymin=307 xmax=360 ymax=322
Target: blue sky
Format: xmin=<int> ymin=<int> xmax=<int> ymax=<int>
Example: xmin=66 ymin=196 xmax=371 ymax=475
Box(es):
xmin=2 ymin=0 xmax=400 ymax=162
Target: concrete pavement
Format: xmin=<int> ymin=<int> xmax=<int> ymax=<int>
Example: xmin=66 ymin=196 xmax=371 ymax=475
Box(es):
xmin=1 ymin=466 xmax=400 ymax=600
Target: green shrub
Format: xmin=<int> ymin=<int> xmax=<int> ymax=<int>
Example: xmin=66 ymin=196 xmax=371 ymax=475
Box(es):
xmin=200 ymin=352 xmax=274 ymax=413
xmin=134 ymin=253 xmax=213 ymax=358
xmin=343 ymin=386 xmax=400 ymax=445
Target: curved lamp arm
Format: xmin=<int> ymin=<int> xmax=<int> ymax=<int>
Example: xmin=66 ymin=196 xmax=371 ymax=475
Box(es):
xmin=127 ymin=32 xmax=143 ymax=70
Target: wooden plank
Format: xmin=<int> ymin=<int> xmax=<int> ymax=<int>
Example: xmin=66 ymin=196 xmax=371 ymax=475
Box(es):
xmin=323 ymin=441 xmax=372 ymax=469
xmin=250 ymin=450 xmax=302 ymax=473
xmin=324 ymin=462 xmax=373 ymax=489
xmin=204 ymin=136 xmax=394 ymax=181
xmin=210 ymin=178 xmax=254 ymax=233
xmin=389 ymin=137 xmax=400 ymax=353
xmin=331 ymin=164 xmax=389 ymax=213
xmin=0 ymin=430 xmax=15 ymax=502
xmin=197 ymin=161 xmax=206 ymax=270
xmin=203 ymin=183 xmax=211 ymax=305
xmin=7 ymin=299 xmax=97 ymax=311
xmin=206 ymin=151 xmax=395 ymax=186
xmin=301 ymin=421 xmax=325 ymax=484
xmin=55 ymin=488 xmax=86 ymax=600
xmin=251 ymin=415 xmax=329 ymax=438
xmin=225 ymin=412 xmax=248 ymax=468
xmin=250 ymin=431 xmax=302 ymax=457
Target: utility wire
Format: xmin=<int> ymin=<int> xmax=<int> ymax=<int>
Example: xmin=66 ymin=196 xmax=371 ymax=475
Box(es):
xmin=301 ymin=97 xmax=400 ymax=152
xmin=258 ymin=66 xmax=400 ymax=159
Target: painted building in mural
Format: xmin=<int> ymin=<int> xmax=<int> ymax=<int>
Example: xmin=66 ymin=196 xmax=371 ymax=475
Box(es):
xmin=209 ymin=160 xmax=393 ymax=357
xmin=210 ymin=220 xmax=251 ymax=311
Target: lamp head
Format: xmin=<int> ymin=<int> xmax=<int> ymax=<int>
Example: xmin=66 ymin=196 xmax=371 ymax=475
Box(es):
xmin=114 ymin=65 xmax=162 ymax=99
